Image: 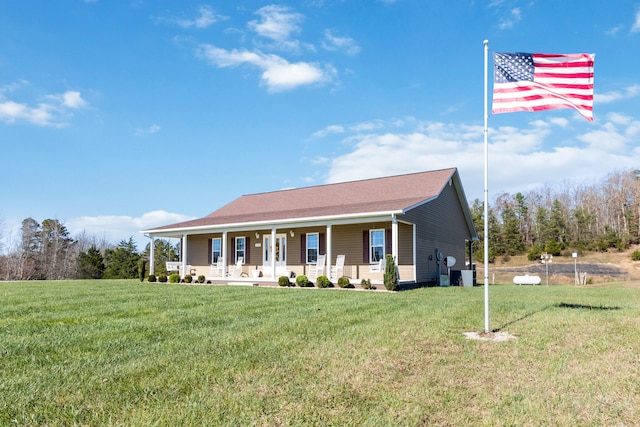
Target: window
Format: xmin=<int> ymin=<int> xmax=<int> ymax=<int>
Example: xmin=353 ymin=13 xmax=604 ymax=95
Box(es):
xmin=306 ymin=233 xmax=319 ymax=263
xmin=235 ymin=237 xmax=245 ymax=262
xmin=211 ymin=238 xmax=221 ymax=263
xmin=370 ymin=229 xmax=385 ymax=263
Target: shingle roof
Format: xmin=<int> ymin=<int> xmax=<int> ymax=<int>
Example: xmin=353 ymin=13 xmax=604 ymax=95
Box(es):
xmin=147 ymin=168 xmax=458 ymax=232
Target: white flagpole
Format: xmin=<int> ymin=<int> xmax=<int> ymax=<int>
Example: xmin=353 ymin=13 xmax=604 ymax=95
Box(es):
xmin=483 ymin=40 xmax=490 ymax=334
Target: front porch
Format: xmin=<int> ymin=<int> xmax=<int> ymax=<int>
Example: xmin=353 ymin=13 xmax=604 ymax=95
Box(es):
xmin=148 ymin=220 xmax=419 ymax=286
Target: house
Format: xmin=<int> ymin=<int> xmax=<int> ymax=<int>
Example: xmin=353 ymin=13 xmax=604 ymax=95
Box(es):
xmin=141 ymin=168 xmax=478 ymax=287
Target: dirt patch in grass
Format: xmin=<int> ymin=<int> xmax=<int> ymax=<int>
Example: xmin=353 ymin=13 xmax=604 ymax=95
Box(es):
xmin=462 ymin=331 xmax=517 ymax=342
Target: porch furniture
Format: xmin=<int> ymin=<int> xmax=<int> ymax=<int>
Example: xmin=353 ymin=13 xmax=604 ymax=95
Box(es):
xmin=369 ymin=257 xmax=386 ymax=273
xmin=166 ymin=261 xmax=183 ymax=274
xmin=330 ymin=254 xmax=345 ymax=279
xmin=308 ymin=254 xmax=326 ymax=281
xmin=210 ymin=258 xmax=224 ymax=277
xmin=228 ymin=257 xmax=244 ymax=277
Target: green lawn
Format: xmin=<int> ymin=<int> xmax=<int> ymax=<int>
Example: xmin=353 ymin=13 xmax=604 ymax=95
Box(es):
xmin=1 ymin=280 xmax=638 ymax=426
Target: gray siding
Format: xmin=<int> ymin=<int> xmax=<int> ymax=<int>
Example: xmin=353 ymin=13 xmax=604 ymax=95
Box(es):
xmin=400 ymin=180 xmax=472 ymax=284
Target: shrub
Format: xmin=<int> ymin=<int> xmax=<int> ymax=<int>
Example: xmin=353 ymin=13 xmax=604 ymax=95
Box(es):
xmin=296 ymin=275 xmax=311 ymax=287
xmin=631 ymin=250 xmax=640 ymax=261
xmin=316 ymin=275 xmax=333 ymax=288
xmin=384 ymin=254 xmax=399 ymax=291
xmin=148 ymin=274 xmax=157 ymax=283
xmin=169 ymin=273 xmax=180 ymax=283
xmin=158 ymin=273 xmax=168 ymax=283
xmin=360 ymin=278 xmax=372 ymax=290
xmin=197 ymin=275 xmax=206 ymax=283
xmin=138 ymin=259 xmax=146 ymax=282
xmin=278 ymin=276 xmax=291 ymax=287
xmin=337 ymin=276 xmax=353 ymax=288
xmin=184 ymin=274 xmax=193 ymax=284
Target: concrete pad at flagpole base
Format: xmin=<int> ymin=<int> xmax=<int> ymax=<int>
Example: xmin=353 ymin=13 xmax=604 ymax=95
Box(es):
xmin=463 ymin=331 xmax=517 ymax=342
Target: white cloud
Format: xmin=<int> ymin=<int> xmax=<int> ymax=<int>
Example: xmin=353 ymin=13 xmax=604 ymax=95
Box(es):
xmin=498 ymin=7 xmax=521 ymax=29
xmin=175 ymin=5 xmax=225 ymax=29
xmin=322 ymin=30 xmax=360 ymax=55
xmin=0 ymin=85 xmax=88 ymax=126
xmin=631 ymin=9 xmax=640 ymax=33
xmin=61 ymin=91 xmax=87 ymax=109
xmin=317 ymin=115 xmax=640 ymax=203
xmin=605 ymin=24 xmax=623 ymax=36
xmin=197 ymin=44 xmax=334 ymax=92
xmin=313 ymin=124 xmax=344 ymax=137
xmin=135 ymin=124 xmax=161 ymax=136
xmin=248 ymin=5 xmax=303 ymax=43
xmin=596 ymin=84 xmax=640 ymax=104
xmin=66 ymin=210 xmax=195 ymax=247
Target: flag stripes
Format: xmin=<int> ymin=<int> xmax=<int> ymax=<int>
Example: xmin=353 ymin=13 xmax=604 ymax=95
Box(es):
xmin=492 ymin=52 xmax=595 ymax=122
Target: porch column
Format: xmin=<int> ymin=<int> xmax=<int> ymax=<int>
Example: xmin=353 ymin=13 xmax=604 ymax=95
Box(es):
xmin=222 ymin=231 xmax=228 ymax=277
xmin=181 ymin=234 xmax=188 ymax=278
xmin=326 ymin=224 xmax=332 ymax=277
xmin=271 ymin=228 xmax=277 ymax=278
xmin=149 ymin=235 xmax=155 ymax=275
xmin=391 ymin=215 xmax=399 ymax=260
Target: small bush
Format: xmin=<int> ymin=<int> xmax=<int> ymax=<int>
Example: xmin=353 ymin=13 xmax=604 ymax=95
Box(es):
xmin=384 ymin=254 xmax=399 ymax=291
xmin=184 ymin=274 xmax=193 ymax=284
xmin=337 ymin=276 xmax=353 ymax=288
xmin=360 ymin=278 xmax=372 ymax=289
xmin=316 ymin=275 xmax=333 ymax=288
xmin=169 ymin=273 xmax=180 ymax=283
xmin=631 ymin=250 xmax=640 ymax=261
xmin=148 ymin=274 xmax=157 ymax=283
xmin=296 ymin=275 xmax=311 ymax=287
xmin=278 ymin=276 xmax=291 ymax=287
xmin=158 ymin=273 xmax=168 ymax=283
xmin=197 ymin=275 xmax=206 ymax=283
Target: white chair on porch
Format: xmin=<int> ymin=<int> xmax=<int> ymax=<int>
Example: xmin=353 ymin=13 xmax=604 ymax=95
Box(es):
xmin=330 ymin=254 xmax=345 ymax=280
xmin=228 ymin=257 xmax=244 ymax=277
xmin=308 ymin=254 xmax=326 ymax=281
xmin=209 ymin=258 xmax=224 ymax=278
xmin=369 ymin=257 xmax=386 ymax=273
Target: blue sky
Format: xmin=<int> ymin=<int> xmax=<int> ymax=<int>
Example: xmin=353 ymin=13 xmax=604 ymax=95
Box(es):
xmin=1 ymin=0 xmax=640 ymax=250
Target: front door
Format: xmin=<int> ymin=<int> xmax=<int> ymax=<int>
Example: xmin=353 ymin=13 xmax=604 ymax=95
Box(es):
xmin=263 ymin=234 xmax=287 ymax=275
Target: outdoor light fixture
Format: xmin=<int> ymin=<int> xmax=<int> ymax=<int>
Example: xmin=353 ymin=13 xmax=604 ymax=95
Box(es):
xmin=255 ymin=232 xmax=260 ymax=239
xmin=290 ymin=230 xmax=294 ymax=237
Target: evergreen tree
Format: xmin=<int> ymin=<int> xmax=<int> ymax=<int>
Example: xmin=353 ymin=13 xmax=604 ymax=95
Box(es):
xmin=501 ymin=206 xmax=525 ymax=255
xmin=104 ymin=238 xmax=140 ymax=279
xmin=77 ymin=246 xmax=106 ymax=279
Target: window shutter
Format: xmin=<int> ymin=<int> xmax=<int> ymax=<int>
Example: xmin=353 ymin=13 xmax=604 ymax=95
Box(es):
xmin=230 ymin=237 xmax=235 ymax=263
xmin=300 ymin=233 xmax=306 ymax=263
xmin=319 ymin=233 xmax=326 ymax=255
xmin=208 ymin=239 xmax=212 ymax=264
xmin=386 ymin=229 xmax=392 ymax=256
xmin=363 ymin=230 xmax=370 ymax=263
xmin=245 ymin=237 xmax=250 ymax=264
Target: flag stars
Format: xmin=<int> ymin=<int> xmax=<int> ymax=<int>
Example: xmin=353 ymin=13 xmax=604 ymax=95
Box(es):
xmin=494 ymin=52 xmax=534 ymax=83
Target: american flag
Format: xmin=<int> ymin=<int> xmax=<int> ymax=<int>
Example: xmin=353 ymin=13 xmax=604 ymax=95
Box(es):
xmin=492 ymin=52 xmax=595 ymax=122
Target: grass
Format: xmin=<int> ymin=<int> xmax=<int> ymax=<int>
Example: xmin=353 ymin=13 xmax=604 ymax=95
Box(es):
xmin=1 ymin=280 xmax=639 ymax=426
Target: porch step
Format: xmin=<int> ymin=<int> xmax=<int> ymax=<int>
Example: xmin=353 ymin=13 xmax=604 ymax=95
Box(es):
xmin=228 ymin=282 xmax=259 ymax=287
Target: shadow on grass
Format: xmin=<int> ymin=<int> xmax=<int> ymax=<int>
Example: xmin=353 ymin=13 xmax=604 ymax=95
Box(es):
xmin=492 ymin=305 xmax=553 ymax=333
xmin=556 ymin=302 xmax=621 ymax=311
xmin=492 ymin=302 xmax=621 ymax=332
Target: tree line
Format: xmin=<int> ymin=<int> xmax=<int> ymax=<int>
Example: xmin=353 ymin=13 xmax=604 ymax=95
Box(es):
xmin=1 ymin=169 xmax=638 ymax=280
xmin=471 ymin=169 xmax=640 ymax=263
xmin=0 ymin=218 xmax=179 ymax=281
